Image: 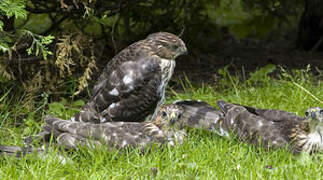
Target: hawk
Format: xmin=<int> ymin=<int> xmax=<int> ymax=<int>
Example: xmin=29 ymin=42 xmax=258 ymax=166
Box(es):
xmin=217 ymin=100 xmax=323 ymax=154
xmin=0 ymin=104 xmax=185 ymax=156
xmin=73 ymin=32 xmax=187 ymax=123
xmin=173 ymin=99 xmax=323 ymax=154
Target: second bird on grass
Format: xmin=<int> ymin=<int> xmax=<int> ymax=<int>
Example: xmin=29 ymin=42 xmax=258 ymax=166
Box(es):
xmin=175 ymin=100 xmax=323 ymax=154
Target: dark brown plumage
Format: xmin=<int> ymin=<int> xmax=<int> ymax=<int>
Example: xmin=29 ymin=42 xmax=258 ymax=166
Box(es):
xmin=172 ymin=99 xmax=323 ymax=154
xmin=73 ymin=32 xmax=187 ymax=123
xmin=173 ymin=100 xmax=226 ymax=135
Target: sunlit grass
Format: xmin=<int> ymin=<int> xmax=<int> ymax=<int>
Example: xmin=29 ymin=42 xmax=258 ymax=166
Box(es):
xmin=0 ymin=66 xmax=322 ymax=179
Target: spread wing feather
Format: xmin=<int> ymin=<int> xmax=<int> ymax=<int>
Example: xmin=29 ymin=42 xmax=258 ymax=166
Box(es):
xmin=173 ymin=100 xmax=226 ymax=135
xmin=238 ymin=104 xmax=305 ymax=123
xmin=43 ymin=116 xmax=164 ymax=150
xmin=217 ymin=100 xmax=290 ymax=149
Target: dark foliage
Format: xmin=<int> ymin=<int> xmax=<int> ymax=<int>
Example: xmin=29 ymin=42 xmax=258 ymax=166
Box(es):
xmin=296 ymin=0 xmax=323 ymax=51
xmin=0 ymin=0 xmax=320 ymax=108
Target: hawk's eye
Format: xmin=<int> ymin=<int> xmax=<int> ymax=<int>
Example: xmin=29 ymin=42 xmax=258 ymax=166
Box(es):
xmin=305 ymin=111 xmax=309 ymax=117
xmin=162 ymin=111 xmax=167 ymax=118
xmin=172 ymin=44 xmax=180 ymax=49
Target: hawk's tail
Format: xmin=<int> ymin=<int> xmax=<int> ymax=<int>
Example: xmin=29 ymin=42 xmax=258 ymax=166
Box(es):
xmin=0 ymin=144 xmax=68 ymax=164
xmin=0 ymin=124 xmax=51 ymax=158
xmin=0 ymin=145 xmax=44 ymax=157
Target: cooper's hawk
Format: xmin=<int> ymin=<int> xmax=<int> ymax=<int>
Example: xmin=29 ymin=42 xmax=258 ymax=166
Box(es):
xmin=0 ymin=104 xmax=185 ymax=156
xmin=73 ymin=32 xmax=187 ymax=123
xmin=217 ymin=100 xmax=323 ymax=154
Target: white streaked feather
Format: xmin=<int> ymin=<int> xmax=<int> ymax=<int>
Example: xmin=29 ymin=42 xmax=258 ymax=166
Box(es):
xmin=151 ymin=59 xmax=175 ymax=120
xmin=109 ymin=88 xmax=119 ymax=96
xmin=123 ymin=75 xmax=133 ymax=85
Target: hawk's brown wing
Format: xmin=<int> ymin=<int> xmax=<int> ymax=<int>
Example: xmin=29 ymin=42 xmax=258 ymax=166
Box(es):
xmin=217 ymin=100 xmax=291 ymax=149
xmin=44 ymin=116 xmax=166 ymax=150
xmin=74 ymin=56 xmax=162 ymax=123
xmin=237 ymin=104 xmax=305 ymax=123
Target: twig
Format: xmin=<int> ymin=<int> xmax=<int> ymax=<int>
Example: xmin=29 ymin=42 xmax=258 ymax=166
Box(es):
xmin=293 ymin=81 xmax=323 ymax=104
xmin=178 ymin=25 xmax=185 ymax=37
xmin=111 ymin=15 xmax=120 ymax=54
xmin=310 ymin=35 xmax=323 ymax=53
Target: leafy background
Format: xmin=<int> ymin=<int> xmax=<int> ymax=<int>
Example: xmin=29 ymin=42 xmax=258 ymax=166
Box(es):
xmin=0 ymin=1 xmax=322 ymax=178
xmin=0 ymin=0 xmax=313 ymax=107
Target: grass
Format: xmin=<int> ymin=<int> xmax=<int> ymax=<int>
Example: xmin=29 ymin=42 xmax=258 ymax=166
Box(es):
xmin=0 ymin=66 xmax=322 ymax=179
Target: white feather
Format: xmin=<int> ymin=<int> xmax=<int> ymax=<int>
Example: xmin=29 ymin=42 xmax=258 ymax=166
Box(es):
xmin=123 ymin=75 xmax=133 ymax=85
xmin=151 ymin=59 xmax=175 ymax=120
xmin=109 ymin=88 xmax=119 ymax=96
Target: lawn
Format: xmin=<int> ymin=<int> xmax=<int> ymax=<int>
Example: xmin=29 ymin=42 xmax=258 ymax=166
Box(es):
xmin=0 ymin=66 xmax=322 ymax=179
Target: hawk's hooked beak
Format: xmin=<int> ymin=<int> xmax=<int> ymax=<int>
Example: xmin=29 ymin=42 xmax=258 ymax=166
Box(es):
xmin=180 ymin=45 xmax=188 ymax=56
xmin=170 ymin=112 xmax=177 ymax=125
xmin=183 ymin=49 xmax=188 ymax=55
xmin=307 ymin=108 xmax=318 ymax=119
xmin=311 ymin=112 xmax=316 ymax=119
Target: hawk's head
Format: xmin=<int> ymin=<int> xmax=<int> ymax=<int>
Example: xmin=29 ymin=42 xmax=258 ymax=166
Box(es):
xmin=146 ymin=32 xmax=187 ymax=59
xmin=305 ymin=107 xmax=323 ymax=128
xmin=153 ymin=104 xmax=184 ymax=131
xmin=305 ymin=107 xmax=323 ymax=121
xmin=295 ymin=107 xmax=323 ymax=153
